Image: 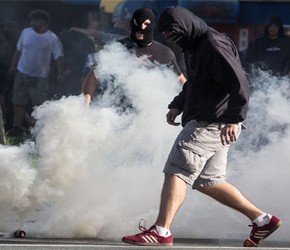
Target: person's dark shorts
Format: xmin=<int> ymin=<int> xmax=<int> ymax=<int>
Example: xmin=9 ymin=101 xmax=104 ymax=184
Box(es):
xmin=12 ymin=71 xmax=49 ymax=107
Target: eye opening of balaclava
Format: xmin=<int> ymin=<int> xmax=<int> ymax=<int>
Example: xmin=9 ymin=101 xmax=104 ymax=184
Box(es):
xmin=130 ymin=7 xmax=156 ymax=47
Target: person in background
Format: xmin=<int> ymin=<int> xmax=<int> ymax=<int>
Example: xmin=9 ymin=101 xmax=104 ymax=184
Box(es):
xmin=8 ymin=9 xmax=64 ymax=136
xmin=82 ymin=7 xmax=186 ymax=107
xmin=245 ymin=15 xmax=290 ymax=150
xmin=245 ymin=15 xmax=290 ymax=77
xmin=54 ymin=29 xmax=95 ymax=97
xmin=0 ymin=23 xmax=16 ymax=143
xmin=0 ymin=21 xmax=21 ymax=134
xmin=122 ymin=6 xmax=281 ymax=248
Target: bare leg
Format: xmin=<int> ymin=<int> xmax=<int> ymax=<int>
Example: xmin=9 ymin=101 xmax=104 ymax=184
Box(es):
xmin=154 ymin=173 xmax=187 ymax=229
xmin=197 ymin=182 xmax=263 ymax=221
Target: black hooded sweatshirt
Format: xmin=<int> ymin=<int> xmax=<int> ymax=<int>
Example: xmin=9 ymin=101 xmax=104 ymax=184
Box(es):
xmin=157 ymin=6 xmax=249 ymax=126
xmin=246 ymin=15 xmax=290 ymax=76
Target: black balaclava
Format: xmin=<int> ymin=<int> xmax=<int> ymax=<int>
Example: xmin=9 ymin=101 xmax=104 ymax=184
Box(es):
xmin=130 ymin=7 xmax=156 ymax=47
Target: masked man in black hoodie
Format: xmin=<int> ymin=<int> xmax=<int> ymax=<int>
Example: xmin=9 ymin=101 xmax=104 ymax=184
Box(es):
xmin=122 ymin=6 xmax=281 ymax=247
xmin=82 ymin=7 xmax=186 ymax=107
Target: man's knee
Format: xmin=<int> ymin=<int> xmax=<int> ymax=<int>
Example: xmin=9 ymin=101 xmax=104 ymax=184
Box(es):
xmin=196 ymin=182 xmax=224 ymax=194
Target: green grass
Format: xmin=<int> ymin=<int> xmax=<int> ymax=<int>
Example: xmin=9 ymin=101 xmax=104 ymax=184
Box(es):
xmin=5 ymin=133 xmax=34 ymax=146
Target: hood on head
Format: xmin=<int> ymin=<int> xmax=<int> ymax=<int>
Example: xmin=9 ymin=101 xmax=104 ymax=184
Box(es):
xmin=130 ymin=7 xmax=156 ymax=47
xmin=157 ymin=6 xmax=208 ymax=49
xmin=264 ymin=15 xmax=284 ymax=37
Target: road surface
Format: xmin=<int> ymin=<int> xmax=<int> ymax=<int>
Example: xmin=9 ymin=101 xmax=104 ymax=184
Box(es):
xmin=0 ymin=238 xmax=290 ymax=249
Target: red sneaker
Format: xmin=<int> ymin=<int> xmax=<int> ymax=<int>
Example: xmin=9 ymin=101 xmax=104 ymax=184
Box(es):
xmin=243 ymin=215 xmax=282 ymax=247
xmin=122 ymin=221 xmax=173 ymax=246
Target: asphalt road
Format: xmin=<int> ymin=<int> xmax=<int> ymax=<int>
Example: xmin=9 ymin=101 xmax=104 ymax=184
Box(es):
xmin=0 ymin=238 xmax=290 ymax=250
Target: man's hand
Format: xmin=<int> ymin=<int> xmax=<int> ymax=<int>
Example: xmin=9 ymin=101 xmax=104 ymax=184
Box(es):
xmin=166 ymin=108 xmax=181 ymax=126
xmin=8 ymin=66 xmax=16 ymax=77
xmin=220 ymin=123 xmax=239 ymax=145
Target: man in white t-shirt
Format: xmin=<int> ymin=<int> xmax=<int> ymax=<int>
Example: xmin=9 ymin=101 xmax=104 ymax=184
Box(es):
xmin=9 ymin=9 xmax=64 ymax=136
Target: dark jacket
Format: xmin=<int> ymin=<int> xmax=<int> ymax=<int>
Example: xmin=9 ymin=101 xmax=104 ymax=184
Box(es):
xmin=158 ymin=6 xmax=249 ymax=126
xmin=246 ymin=15 xmax=290 ymax=76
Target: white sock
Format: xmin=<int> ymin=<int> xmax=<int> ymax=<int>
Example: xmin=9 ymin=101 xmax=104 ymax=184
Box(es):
xmin=155 ymin=225 xmax=171 ymax=237
xmin=253 ymin=213 xmax=272 ymax=227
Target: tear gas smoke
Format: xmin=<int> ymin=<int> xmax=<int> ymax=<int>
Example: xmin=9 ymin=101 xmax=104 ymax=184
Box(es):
xmin=0 ymin=44 xmax=289 ymax=241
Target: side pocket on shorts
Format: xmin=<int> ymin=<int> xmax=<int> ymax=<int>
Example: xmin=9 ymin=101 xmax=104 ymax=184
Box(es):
xmin=176 ymin=140 xmax=206 ymax=173
xmin=179 ymin=140 xmax=206 ymax=155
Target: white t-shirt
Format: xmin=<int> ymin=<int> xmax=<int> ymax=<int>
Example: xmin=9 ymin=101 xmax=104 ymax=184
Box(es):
xmin=16 ymin=27 xmax=63 ymax=77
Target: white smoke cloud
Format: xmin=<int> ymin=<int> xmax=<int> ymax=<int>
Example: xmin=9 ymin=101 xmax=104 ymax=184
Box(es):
xmin=0 ymin=42 xmax=181 ymax=238
xmin=0 ymin=44 xmax=289 ymax=243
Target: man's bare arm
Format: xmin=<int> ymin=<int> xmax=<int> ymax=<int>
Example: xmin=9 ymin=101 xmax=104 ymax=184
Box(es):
xmin=82 ymin=69 xmax=99 ymax=106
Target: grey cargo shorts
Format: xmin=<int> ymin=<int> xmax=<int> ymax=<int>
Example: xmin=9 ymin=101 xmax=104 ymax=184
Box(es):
xmin=163 ymin=120 xmax=241 ymax=188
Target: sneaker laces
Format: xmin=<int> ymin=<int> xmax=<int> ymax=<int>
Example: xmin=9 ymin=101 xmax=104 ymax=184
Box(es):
xmin=248 ymin=222 xmax=257 ymax=228
xmin=138 ymin=219 xmax=149 ymax=232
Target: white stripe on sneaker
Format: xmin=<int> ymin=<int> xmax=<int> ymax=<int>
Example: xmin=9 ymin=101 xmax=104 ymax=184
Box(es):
xmin=142 ymin=235 xmax=158 ymax=244
xmin=254 ymin=230 xmax=269 ymax=239
xmin=255 ymin=231 xmax=268 ymax=234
